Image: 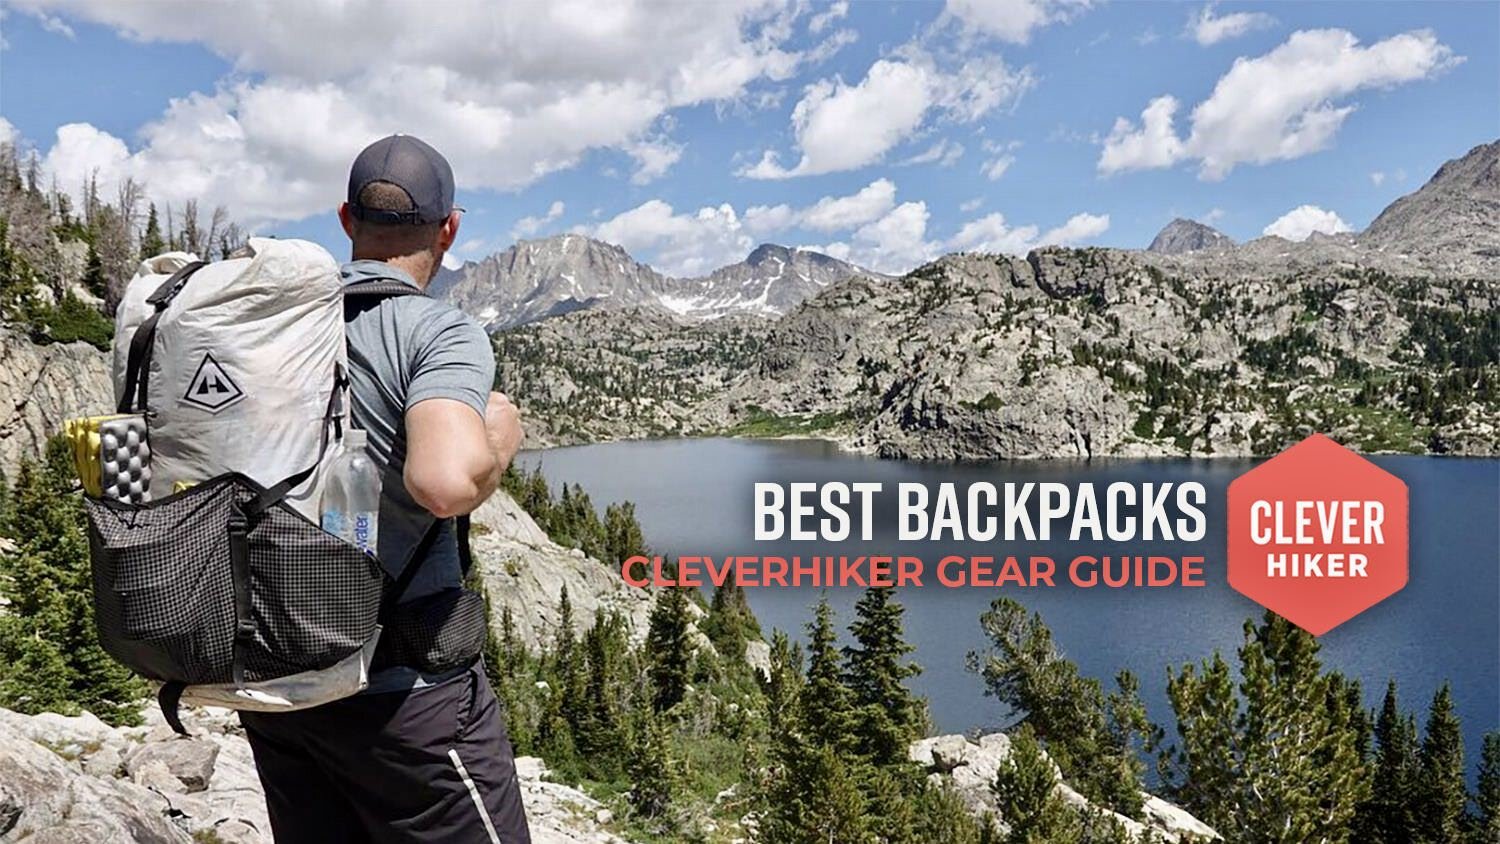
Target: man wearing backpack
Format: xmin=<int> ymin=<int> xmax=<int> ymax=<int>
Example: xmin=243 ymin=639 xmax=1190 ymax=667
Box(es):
xmin=238 ymin=135 xmax=532 ymax=843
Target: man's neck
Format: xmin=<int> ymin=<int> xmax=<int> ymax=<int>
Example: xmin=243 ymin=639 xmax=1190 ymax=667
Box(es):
xmin=352 ymin=253 xmax=433 ymax=288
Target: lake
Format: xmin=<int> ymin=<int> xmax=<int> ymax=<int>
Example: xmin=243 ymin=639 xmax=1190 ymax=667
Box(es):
xmin=516 ymin=438 xmax=1500 ymax=777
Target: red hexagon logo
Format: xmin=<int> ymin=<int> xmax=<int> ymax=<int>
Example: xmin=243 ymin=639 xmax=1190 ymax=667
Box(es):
xmin=1227 ymin=434 xmax=1409 ymax=636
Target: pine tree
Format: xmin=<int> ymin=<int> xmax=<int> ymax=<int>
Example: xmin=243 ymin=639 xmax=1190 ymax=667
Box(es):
xmin=799 ymin=596 xmax=855 ymax=745
xmin=1161 ymin=613 xmax=1369 ymax=843
xmin=575 ymin=610 xmax=627 ymax=775
xmin=702 ymin=580 xmax=761 ymax=669
xmin=992 ymin=725 xmax=1080 ymax=843
xmin=911 ymin=780 xmax=988 ymax=844
xmin=545 ymin=584 xmax=587 ymax=766
xmin=1355 ymin=680 xmax=1419 ymax=842
xmin=602 ymin=501 xmax=646 ymax=567
xmin=761 ymin=598 xmax=875 ymax=841
xmin=764 ymin=741 xmax=874 ymax=844
xmin=81 ymin=243 xmax=108 ymax=300
xmin=842 ymin=585 xmax=923 ymax=767
xmin=626 ymin=709 xmax=676 ymax=821
xmin=645 ymin=584 xmax=692 ymax=712
xmin=140 ymin=203 xmax=166 ymax=260
xmin=1476 ymin=732 xmax=1500 ymax=843
xmin=553 ymin=584 xmax=576 ymax=664
xmin=970 ymin=597 xmax=1146 ymax=817
xmin=763 ymin=629 xmax=802 ymax=734
xmin=1414 ymin=683 xmax=1467 ymax=843
xmin=0 ymin=439 xmax=146 ymax=725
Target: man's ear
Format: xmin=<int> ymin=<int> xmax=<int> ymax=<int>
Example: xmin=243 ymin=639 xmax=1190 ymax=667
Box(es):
xmin=436 ymin=210 xmax=461 ymax=251
xmin=338 ymin=202 xmax=357 ymax=240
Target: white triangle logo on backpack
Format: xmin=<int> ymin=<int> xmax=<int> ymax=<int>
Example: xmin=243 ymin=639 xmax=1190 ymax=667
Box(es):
xmin=182 ymin=352 xmax=245 ymax=413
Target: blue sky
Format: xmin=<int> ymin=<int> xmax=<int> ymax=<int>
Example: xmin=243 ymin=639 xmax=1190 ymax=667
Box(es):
xmin=1 ymin=1 xmax=1495 ymax=276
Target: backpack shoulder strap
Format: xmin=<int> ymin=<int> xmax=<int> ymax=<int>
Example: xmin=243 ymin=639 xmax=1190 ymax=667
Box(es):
xmin=341 ymin=279 xmax=428 ymax=300
xmin=342 ymin=278 xmax=475 ymax=608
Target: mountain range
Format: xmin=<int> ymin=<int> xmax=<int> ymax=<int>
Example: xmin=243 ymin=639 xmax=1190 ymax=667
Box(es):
xmin=493 ymin=139 xmax=1499 ymax=460
xmin=441 ymin=141 xmax=1497 ymax=332
xmin=432 ymin=236 xmax=874 ymax=329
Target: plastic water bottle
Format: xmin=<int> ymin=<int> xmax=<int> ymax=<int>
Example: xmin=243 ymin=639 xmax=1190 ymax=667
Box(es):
xmin=321 ymin=428 xmax=381 ymax=554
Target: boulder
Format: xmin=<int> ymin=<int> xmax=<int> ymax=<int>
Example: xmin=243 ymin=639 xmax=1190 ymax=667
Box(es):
xmin=0 ymin=705 xmax=634 ymax=844
xmin=126 ymin=739 xmax=221 ymax=793
xmin=0 ymin=330 xmax=113 ymax=472
xmin=0 ymin=719 xmax=188 ymax=843
xmin=910 ymin=733 xmax=1219 ymax=842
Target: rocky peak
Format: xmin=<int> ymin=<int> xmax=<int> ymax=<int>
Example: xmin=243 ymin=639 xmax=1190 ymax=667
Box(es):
xmin=1148 ymin=218 xmax=1234 ymax=254
xmin=745 ymin=242 xmax=792 ymax=266
xmin=1363 ymin=140 xmax=1500 ymax=268
xmin=439 ymin=237 xmax=872 ymax=328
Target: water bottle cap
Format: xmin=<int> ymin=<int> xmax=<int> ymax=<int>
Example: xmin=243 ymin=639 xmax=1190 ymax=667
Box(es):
xmin=345 ymin=428 xmax=368 ymax=450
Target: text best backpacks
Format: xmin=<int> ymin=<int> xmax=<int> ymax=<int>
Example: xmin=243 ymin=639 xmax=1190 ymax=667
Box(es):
xmin=85 ymin=237 xmax=459 ymax=733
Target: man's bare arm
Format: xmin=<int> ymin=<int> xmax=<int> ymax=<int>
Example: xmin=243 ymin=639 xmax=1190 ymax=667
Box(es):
xmin=404 ymin=393 xmax=521 ymax=518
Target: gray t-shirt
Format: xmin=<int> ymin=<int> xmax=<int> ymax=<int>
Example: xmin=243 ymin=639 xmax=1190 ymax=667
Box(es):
xmin=340 ymin=260 xmax=494 ymax=690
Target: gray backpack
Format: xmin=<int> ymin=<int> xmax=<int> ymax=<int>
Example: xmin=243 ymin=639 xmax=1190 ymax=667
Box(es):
xmin=87 ymin=239 xmax=480 ymax=733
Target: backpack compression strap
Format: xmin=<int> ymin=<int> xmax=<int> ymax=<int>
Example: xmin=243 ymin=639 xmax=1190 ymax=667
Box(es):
xmin=119 ymin=260 xmax=208 ymax=414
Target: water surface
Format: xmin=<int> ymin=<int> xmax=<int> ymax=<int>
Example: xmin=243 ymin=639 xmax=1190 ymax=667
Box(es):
xmin=517 ymin=438 xmax=1500 ymax=775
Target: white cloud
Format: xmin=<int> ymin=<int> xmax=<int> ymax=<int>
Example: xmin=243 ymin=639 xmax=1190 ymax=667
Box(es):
xmin=947 ymin=210 xmax=1109 ymax=255
xmin=9 ymin=0 xmax=818 ymax=226
xmin=0 ymin=117 xmax=17 ymax=148
xmin=808 ymin=1 xmax=848 ymax=34
xmin=904 ymin=138 xmax=965 ymax=167
xmin=982 ymin=153 xmax=1015 ymax=180
xmin=591 ymin=190 xmax=1109 ymax=276
xmin=1203 ymin=207 xmax=1225 ymax=222
xmin=819 ymin=201 xmax=937 ymax=274
xmin=743 ymin=203 xmax=798 ymax=237
xmin=589 ymin=200 xmax=754 ymax=277
xmin=800 ymin=178 xmax=897 ymax=230
xmin=743 ymin=53 xmax=1031 ymax=179
xmin=41 ymin=122 xmax=133 ymax=200
xmin=743 ymin=177 xmax=898 ymax=236
xmin=1044 ymin=211 xmax=1110 ymax=244
xmin=37 ymin=12 xmax=74 ymax=38
xmin=1370 ymin=171 xmax=1387 ymax=187
xmin=945 ymin=0 xmax=1092 ymax=45
xmin=948 ymin=213 xmax=1037 ymax=255
xmin=1098 ymin=95 xmax=1187 ymax=175
xmin=1369 ymin=169 xmax=1407 ymax=187
xmin=1099 ymin=28 xmax=1457 ymax=180
xmin=511 ymin=200 xmax=566 ymax=240
xmin=742 ymin=60 xmax=934 ymax=179
xmin=1262 ymin=204 xmax=1351 ymax=241
xmin=959 ymin=197 xmax=984 ymax=212
xmin=627 ymin=137 xmax=684 ymax=185
xmin=1188 ymin=4 xmax=1275 ymax=46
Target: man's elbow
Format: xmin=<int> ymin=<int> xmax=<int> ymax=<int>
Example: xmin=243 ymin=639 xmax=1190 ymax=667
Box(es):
xmin=405 ymin=469 xmax=490 ymax=518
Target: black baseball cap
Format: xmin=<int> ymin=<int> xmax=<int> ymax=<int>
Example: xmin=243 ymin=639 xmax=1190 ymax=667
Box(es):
xmin=346 ymin=134 xmax=460 ymax=224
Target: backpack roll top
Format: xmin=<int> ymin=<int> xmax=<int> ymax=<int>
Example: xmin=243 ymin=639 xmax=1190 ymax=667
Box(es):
xmin=113 ymin=238 xmax=348 ymax=520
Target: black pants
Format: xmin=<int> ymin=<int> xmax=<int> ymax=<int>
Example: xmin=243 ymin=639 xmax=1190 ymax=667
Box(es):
xmin=240 ymin=663 xmax=531 ymax=843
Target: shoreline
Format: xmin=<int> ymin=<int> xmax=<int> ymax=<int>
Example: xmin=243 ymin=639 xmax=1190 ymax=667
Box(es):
xmin=517 ymin=430 xmax=1500 ymax=462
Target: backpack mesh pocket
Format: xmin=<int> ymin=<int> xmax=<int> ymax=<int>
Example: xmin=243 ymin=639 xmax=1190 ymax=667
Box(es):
xmin=86 ymin=474 xmax=384 ymax=686
xmin=373 ymin=587 xmax=488 ymax=675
